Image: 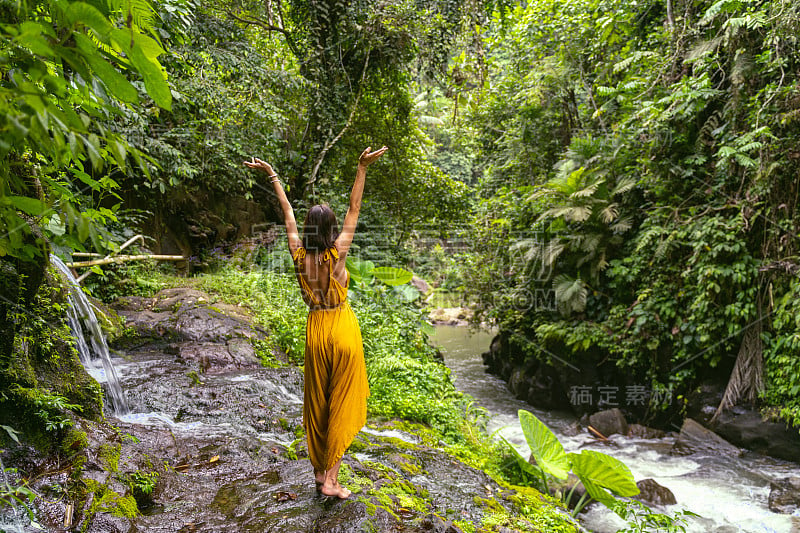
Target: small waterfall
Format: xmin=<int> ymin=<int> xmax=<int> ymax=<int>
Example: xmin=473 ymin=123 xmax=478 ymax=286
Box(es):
xmin=51 ymin=255 xmax=129 ymax=415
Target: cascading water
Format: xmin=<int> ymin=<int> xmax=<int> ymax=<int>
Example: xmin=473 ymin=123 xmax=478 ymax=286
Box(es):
xmin=432 ymin=325 xmax=800 ymax=533
xmin=51 ymin=255 xmax=129 ymax=415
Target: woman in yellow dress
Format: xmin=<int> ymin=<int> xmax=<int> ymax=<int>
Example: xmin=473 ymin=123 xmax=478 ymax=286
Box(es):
xmin=245 ymin=146 xmax=387 ymax=499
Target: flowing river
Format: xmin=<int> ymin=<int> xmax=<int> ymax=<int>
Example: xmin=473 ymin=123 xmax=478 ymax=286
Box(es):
xmin=430 ymin=325 xmax=800 ymax=533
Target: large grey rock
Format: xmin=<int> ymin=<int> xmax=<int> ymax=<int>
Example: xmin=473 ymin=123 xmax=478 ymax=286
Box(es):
xmin=672 ymin=418 xmax=740 ymax=457
xmin=711 ymin=408 xmax=800 ymax=463
xmin=768 ymin=477 xmax=800 ymax=514
xmin=589 ymin=408 xmax=628 ymax=437
xmin=410 ymin=275 xmax=431 ymax=296
xmin=627 ymin=423 xmax=666 ymax=439
xmin=635 ymin=478 xmax=677 ymax=506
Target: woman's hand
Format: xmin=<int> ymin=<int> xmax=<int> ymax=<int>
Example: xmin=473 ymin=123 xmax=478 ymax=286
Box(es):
xmin=243 ymin=157 xmax=276 ymax=176
xmin=358 ymin=146 xmax=388 ymax=168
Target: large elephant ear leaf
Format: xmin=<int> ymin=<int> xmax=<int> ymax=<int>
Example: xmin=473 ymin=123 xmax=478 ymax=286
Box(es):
xmin=501 ymin=436 xmax=542 ymax=477
xmin=569 ymin=450 xmax=639 ymax=514
xmin=346 ymin=257 xmax=374 ymax=284
xmin=372 ymin=266 xmax=413 ymax=286
xmin=519 ymin=409 xmax=570 ymax=480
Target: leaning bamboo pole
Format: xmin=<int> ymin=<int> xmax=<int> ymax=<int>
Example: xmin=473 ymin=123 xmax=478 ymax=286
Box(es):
xmin=64 ymin=234 xmax=186 ymax=283
xmin=65 ymin=254 xmax=186 ymax=268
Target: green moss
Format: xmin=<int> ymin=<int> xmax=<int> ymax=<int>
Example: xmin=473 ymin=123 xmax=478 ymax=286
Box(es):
xmin=187 ymin=370 xmax=203 ymax=386
xmin=61 ymin=428 xmax=88 ymax=456
xmin=108 ymin=494 xmax=139 ymax=519
xmin=98 ymin=443 xmax=121 ymax=473
xmin=360 ymin=460 xmax=399 ymax=480
xmin=338 ymin=464 xmax=373 ymax=495
xmin=452 ymin=520 xmax=476 ymax=533
xmin=81 ymin=478 xmax=140 ymax=529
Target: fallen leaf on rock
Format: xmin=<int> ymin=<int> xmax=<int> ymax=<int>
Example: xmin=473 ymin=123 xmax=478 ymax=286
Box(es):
xmin=273 ymin=491 xmax=297 ymax=502
xmin=209 ymin=455 xmax=219 ymax=463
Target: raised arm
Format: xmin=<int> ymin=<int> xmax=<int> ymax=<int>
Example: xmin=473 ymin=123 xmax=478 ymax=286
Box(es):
xmin=244 ymin=157 xmax=302 ymax=257
xmin=335 ymin=146 xmax=388 ymax=258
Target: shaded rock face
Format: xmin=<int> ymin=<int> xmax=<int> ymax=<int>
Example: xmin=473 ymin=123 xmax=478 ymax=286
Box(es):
xmin=672 ymin=418 xmax=740 ymax=457
xmin=137 ymin=190 xmax=273 ymax=265
xmin=482 ymin=332 xmax=572 ymax=411
xmin=635 ymin=478 xmax=677 ymax=506
xmin=589 ymin=408 xmax=628 ymax=437
xmin=711 ymin=408 xmax=800 ymax=464
xmin=768 ymin=477 xmax=800 ymax=514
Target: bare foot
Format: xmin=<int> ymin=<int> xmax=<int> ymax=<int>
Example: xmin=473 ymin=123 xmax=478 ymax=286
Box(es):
xmin=320 ymin=481 xmax=351 ymax=499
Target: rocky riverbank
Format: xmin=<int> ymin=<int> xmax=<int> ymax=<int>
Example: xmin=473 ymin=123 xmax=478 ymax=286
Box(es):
xmin=1 ymin=287 xmax=581 ymax=532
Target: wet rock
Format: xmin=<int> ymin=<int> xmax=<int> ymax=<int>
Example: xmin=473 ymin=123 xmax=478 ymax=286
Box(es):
xmin=627 ymin=423 xmax=666 ymax=439
xmin=178 ymin=339 xmax=260 ymax=373
xmin=314 ymin=500 xmax=400 ymax=532
xmin=419 ymin=513 xmax=463 ymax=532
xmin=589 ymin=408 xmax=628 ymax=437
xmin=113 ymin=288 xmax=263 ymax=344
xmin=711 ymin=408 xmax=800 ymax=464
xmin=768 ymin=477 xmax=800 ymax=514
xmin=672 ymin=418 xmax=740 ymax=457
xmin=428 ymin=307 xmax=472 ymax=326
xmin=411 ymin=276 xmax=431 ymax=296
xmin=635 ymin=478 xmax=677 ymax=506
xmin=481 ymin=332 xmax=573 ymax=411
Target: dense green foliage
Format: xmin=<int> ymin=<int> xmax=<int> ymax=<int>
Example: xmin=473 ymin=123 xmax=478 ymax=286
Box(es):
xmin=0 ymin=0 xmax=171 ymax=259
xmin=2 ymin=0 xmax=800 ymax=528
xmin=463 ymin=0 xmax=800 ymax=427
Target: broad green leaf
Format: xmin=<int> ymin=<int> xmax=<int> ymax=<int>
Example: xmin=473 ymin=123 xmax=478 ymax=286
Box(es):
xmin=569 ymin=450 xmax=639 ymax=502
xmin=7 ymin=196 xmax=46 ymax=216
xmin=519 ymin=409 xmax=570 ymax=479
xmin=501 ymin=436 xmax=542 ymax=477
xmin=74 ymin=34 xmax=138 ymax=103
xmin=17 ymin=22 xmax=55 ymax=57
xmin=372 ymin=266 xmax=413 ymax=286
xmin=66 ymin=2 xmax=113 ymax=40
xmin=346 ymin=257 xmax=374 ymax=284
xmin=45 ymin=215 xmax=66 ymax=236
xmin=130 ymin=44 xmax=171 ymax=110
xmin=393 ymin=284 xmax=420 ymax=302
xmin=82 ymin=134 xmax=103 ymax=171
xmin=110 ymin=139 xmax=128 ymax=169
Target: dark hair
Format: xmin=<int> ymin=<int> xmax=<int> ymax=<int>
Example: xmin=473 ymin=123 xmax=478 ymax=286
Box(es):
xmin=302 ymin=204 xmax=339 ymax=252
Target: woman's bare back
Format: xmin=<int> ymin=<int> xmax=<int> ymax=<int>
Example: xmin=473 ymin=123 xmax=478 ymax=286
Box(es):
xmin=300 ymin=251 xmax=348 ymax=305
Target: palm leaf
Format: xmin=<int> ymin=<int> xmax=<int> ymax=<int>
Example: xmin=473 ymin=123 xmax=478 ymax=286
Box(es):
xmin=554 ymin=274 xmax=587 ymax=313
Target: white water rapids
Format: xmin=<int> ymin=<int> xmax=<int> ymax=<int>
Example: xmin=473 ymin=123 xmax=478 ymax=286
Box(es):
xmin=431 ymin=325 xmax=800 ymax=533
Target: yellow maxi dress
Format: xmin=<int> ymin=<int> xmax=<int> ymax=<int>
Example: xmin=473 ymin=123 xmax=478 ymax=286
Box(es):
xmin=292 ymin=246 xmax=369 ymax=472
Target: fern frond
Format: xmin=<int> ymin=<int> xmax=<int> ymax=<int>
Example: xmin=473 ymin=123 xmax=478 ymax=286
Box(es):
xmin=611 ymin=217 xmax=633 ymax=234
xmin=610 ymin=176 xmax=636 ymax=196
xmin=600 ymin=204 xmax=619 ymax=224
xmin=565 ymin=205 xmax=592 ymax=223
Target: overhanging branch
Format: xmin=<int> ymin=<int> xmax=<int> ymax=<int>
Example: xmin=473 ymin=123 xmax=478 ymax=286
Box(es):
xmin=226 ymin=10 xmax=299 ymax=57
